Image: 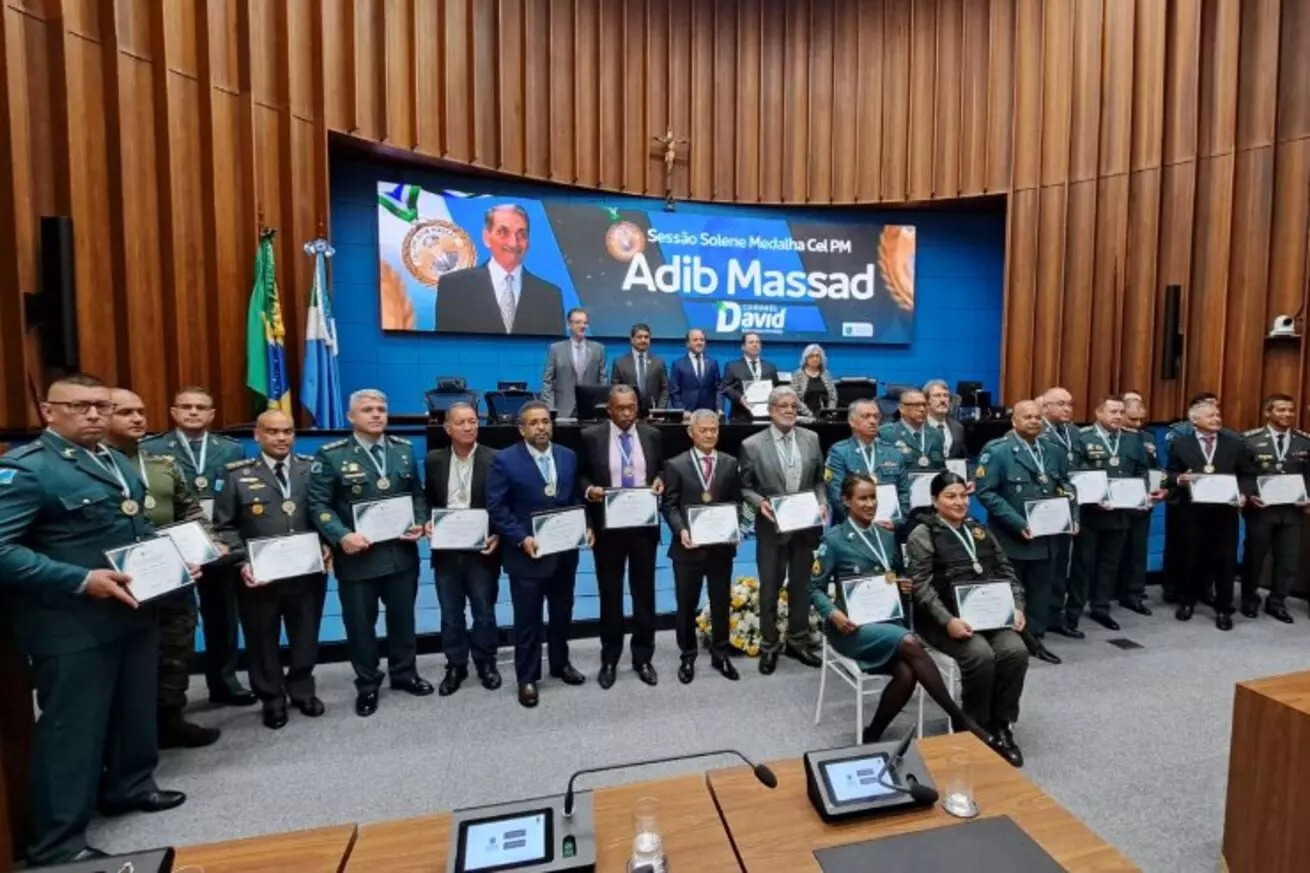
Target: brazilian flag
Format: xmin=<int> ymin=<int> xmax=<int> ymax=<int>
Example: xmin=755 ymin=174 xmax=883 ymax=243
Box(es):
xmin=245 ymin=228 xmax=292 ymax=415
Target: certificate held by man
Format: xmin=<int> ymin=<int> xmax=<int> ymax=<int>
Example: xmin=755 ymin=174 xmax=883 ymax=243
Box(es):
xmin=1024 ymin=497 xmax=1073 ymax=537
xmin=955 ymin=581 xmax=1016 ymax=631
xmin=1188 ymin=474 xmax=1240 ymax=505
xmin=157 ymin=520 xmax=221 ymax=566
xmin=770 ymin=490 xmax=823 ymax=533
xmin=1257 ymin=474 xmax=1309 ymax=506
xmin=106 ymin=537 xmax=193 ymax=603
xmin=842 ymin=574 xmax=905 ymax=625
xmin=1107 ymin=477 xmax=1148 ymax=510
xmin=430 ymin=508 xmax=490 ymax=551
xmin=687 ymin=503 xmax=741 ymax=546
xmin=247 ymin=532 xmax=326 ymax=583
xmin=352 ymin=495 xmax=416 ymax=543
xmin=603 ymin=488 xmax=658 ymax=529
xmin=1070 ymin=470 xmax=1109 ymax=504
xmin=531 ymin=506 xmax=588 ymax=556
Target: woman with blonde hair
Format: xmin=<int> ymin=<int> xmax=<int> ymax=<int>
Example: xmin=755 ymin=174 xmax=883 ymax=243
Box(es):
xmin=792 ymin=344 xmax=837 ymax=417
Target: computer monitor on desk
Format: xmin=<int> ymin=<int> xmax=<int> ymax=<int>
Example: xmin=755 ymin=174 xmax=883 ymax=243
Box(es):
xmin=836 ymin=378 xmax=878 ymax=408
xmin=574 ymin=384 xmax=611 ymax=422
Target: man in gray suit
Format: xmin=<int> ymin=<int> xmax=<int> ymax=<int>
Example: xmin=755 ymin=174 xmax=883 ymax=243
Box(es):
xmin=610 ymin=322 xmax=669 ymax=414
xmin=924 ymin=379 xmax=967 ymax=460
xmin=740 ymin=385 xmax=828 ymax=674
xmin=541 ymin=307 xmax=607 ymax=418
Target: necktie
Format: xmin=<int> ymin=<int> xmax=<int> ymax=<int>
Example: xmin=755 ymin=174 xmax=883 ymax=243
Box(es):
xmin=619 ymin=431 xmax=635 ymax=487
xmin=498 ymin=274 xmax=516 ymax=333
xmin=1276 ymin=432 xmax=1286 ymax=454
xmin=700 ymin=453 xmax=713 ymax=484
xmin=1202 ymin=434 xmax=1215 ymax=453
xmin=537 ymin=454 xmax=551 ymax=481
xmin=573 ymin=342 xmax=586 ymax=379
xmin=748 ymin=359 xmax=759 ymax=381
xmin=694 ymin=354 xmax=702 ymax=381
xmin=370 ymin=445 xmax=385 ymax=469
xmin=273 ymin=460 xmax=288 ymax=488
xmin=636 ymin=353 xmax=646 ymax=393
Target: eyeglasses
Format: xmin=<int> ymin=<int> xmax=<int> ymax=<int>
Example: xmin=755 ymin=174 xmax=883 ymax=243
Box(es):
xmin=174 ymin=403 xmax=213 ymax=412
xmin=48 ymin=400 xmax=115 ymax=415
xmin=901 ymin=401 xmax=927 ymax=408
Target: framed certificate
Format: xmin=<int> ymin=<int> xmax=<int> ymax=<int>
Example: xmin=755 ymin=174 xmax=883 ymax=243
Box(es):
xmin=873 ymin=484 xmax=902 ymax=522
xmin=105 ymin=537 xmax=194 ymax=603
xmin=603 ymin=488 xmax=659 ymax=529
xmin=352 ymin=495 xmax=416 ymax=542
xmin=908 ymin=473 xmax=935 ymax=509
xmin=955 ymin=581 xmax=1016 ymax=631
xmin=531 ymin=506 xmax=588 ymax=556
xmin=156 ymin=521 xmax=221 ymax=565
xmin=841 ymin=575 xmax=904 ymax=625
xmin=1188 ymin=474 xmax=1240 ymax=506
xmin=247 ymin=532 xmax=325 ymax=583
xmin=199 ymin=499 xmax=215 ymax=521
xmin=771 ymin=491 xmax=823 ymax=533
xmin=945 ymin=459 xmax=968 ymax=480
xmin=1257 ymin=474 xmax=1309 ymax=506
xmin=687 ymin=503 xmax=740 ymax=546
xmin=430 ymin=508 xmax=490 ymax=551
xmin=1148 ymin=469 xmax=1165 ymax=492
xmin=1107 ymin=478 xmax=1149 ymax=510
xmin=1024 ymin=498 xmax=1073 ymax=537
xmin=1069 ymin=470 xmax=1108 ymax=504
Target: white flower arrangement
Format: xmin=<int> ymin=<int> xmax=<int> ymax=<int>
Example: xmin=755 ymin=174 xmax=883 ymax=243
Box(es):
xmin=696 ymin=576 xmax=822 ymax=656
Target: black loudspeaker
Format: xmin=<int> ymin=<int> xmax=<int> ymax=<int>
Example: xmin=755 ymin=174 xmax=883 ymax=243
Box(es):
xmin=35 ymin=215 xmax=80 ymax=372
xmin=1160 ymin=284 xmax=1181 ymax=381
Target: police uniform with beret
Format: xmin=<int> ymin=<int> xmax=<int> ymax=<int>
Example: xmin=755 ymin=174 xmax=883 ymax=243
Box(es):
xmin=1238 ymin=425 xmax=1310 ymax=619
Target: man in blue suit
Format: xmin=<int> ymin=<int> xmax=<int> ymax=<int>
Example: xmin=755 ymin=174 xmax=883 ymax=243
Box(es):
xmin=486 ymin=400 xmax=594 ymax=707
xmin=668 ymin=328 xmax=722 ymax=415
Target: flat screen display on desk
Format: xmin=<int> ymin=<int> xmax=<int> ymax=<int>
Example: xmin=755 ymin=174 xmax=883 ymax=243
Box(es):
xmin=455 ymin=808 xmax=553 ymax=873
xmin=820 ymin=753 xmax=896 ymax=806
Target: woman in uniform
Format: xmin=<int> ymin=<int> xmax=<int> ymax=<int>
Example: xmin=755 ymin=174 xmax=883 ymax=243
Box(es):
xmin=812 ymin=473 xmax=1000 ymax=752
xmin=905 ymin=471 xmax=1027 ymax=767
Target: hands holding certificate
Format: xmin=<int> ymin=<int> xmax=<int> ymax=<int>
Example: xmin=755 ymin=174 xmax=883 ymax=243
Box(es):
xmin=759 ymin=491 xmax=826 ymax=532
xmin=342 ymin=496 xmax=422 ymax=553
xmin=681 ymin=503 xmax=741 ymax=548
xmin=1251 ymin=474 xmax=1310 ymax=509
xmin=105 ymin=537 xmax=194 ymax=604
xmin=523 ymin=507 xmax=592 ymax=558
xmin=428 ymin=509 xmax=498 ymax=553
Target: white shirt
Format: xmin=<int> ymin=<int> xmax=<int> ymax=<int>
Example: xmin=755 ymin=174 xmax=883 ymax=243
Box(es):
xmin=447 ymin=446 xmax=477 ymax=510
xmin=526 ymin=441 xmax=557 ymax=485
xmin=487 ymin=259 xmax=523 ymax=307
xmin=929 ymin=415 xmax=953 ymax=454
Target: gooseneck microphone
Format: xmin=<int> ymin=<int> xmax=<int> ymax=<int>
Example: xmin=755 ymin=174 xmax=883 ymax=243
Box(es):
xmin=878 ymin=734 xmax=939 ymax=804
xmin=563 ymin=749 xmax=777 ymax=817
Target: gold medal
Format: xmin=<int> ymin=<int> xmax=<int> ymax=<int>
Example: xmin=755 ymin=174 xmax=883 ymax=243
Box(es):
xmin=1038 ymin=474 xmax=1048 ymax=484
xmin=252 ymin=503 xmax=265 ymax=516
xmin=144 ymin=495 xmax=157 ymax=510
xmin=281 ymin=499 xmax=296 ymax=514
xmin=1276 ymin=463 xmax=1284 ymax=472
xmin=544 ymin=484 xmax=556 ymax=497
xmin=972 ymin=561 xmax=983 ymax=574
xmin=622 ymin=466 xmax=634 ymax=478
xmin=1203 ymin=464 xmax=1215 ymax=473
xmin=1109 ymin=457 xmax=1120 ymax=467
xmin=121 ymin=499 xmax=139 ymax=516
xmin=376 ymin=477 xmax=391 ymax=490
xmin=917 ymin=456 xmax=930 ymax=467
xmin=701 ymin=491 xmax=713 ymax=503
xmin=195 ymin=475 xmax=209 ymax=490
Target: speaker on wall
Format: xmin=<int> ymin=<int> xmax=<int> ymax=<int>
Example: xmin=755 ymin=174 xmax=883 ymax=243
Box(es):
xmin=1160 ymin=283 xmax=1181 ymax=381
xmin=32 ymin=215 xmax=80 ymax=373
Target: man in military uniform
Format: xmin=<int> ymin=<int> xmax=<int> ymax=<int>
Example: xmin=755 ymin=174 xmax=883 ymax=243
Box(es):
xmin=1238 ymin=393 xmax=1310 ymax=623
xmin=825 ymin=399 xmax=907 ymax=524
xmin=1118 ymin=399 xmax=1160 ymax=614
xmin=1067 ymin=395 xmax=1155 ymax=631
xmin=140 ymin=386 xmax=254 ymax=705
xmin=1038 ymin=387 xmax=1081 ymax=640
xmin=214 ymin=410 xmax=329 ymax=728
xmin=974 ymin=400 xmax=1077 ymax=664
xmin=106 ymin=388 xmax=221 ymax=748
xmin=0 ymin=375 xmax=185 ymax=865
xmin=880 ymin=389 xmax=946 ymax=536
xmin=309 ymin=389 xmax=433 ymax=716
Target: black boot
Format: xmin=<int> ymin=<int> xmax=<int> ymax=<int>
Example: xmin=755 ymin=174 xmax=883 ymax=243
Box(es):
xmin=158 ymin=713 xmax=220 ymax=749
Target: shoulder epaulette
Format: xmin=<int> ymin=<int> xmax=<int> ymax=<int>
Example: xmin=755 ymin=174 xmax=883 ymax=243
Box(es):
xmin=1244 ymin=427 xmax=1263 ymax=436
xmin=320 ymin=439 xmax=349 ymax=451
xmin=1295 ymin=430 xmax=1310 ymax=440
xmin=296 ymin=453 xmax=315 ymax=462
xmin=1122 ymin=426 xmax=1139 ymax=433
xmin=138 ymin=432 xmax=166 ymax=443
xmin=1079 ymin=425 xmax=1095 ymax=433
xmin=212 ymin=432 xmax=240 ymax=443
xmin=142 ymin=451 xmax=176 ymax=463
xmin=226 ymin=458 xmax=256 ymax=471
xmin=2 ymin=442 xmax=44 ymax=461
xmin=982 ymin=435 xmax=1008 ymax=449
xmin=388 ymin=435 xmax=412 ymax=446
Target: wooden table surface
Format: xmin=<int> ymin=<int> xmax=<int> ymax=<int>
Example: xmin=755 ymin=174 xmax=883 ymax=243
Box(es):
xmin=172 ymin=824 xmax=357 ymax=873
xmin=343 ymin=773 xmax=741 ymax=872
xmin=708 ymin=734 xmax=1139 ymax=872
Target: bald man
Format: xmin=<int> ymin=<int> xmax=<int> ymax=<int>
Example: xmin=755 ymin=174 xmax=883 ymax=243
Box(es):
xmin=213 ymin=411 xmax=328 ymax=729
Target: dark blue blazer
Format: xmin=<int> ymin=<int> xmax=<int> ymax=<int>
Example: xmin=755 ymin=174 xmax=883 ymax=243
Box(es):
xmin=486 ymin=441 xmax=584 ymax=578
xmin=668 ymin=354 xmax=722 ymax=413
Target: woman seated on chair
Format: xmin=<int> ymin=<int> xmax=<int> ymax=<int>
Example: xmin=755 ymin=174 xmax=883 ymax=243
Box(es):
xmin=905 ymin=471 xmax=1027 ymax=768
xmin=811 ymin=473 xmax=1002 ymax=754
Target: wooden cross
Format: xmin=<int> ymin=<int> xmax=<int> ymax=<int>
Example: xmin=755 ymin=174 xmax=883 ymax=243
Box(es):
xmin=651 ymin=126 xmax=688 ymax=211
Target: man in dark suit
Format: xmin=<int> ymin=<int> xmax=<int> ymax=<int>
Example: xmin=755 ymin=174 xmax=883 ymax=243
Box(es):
xmin=424 ymin=402 xmax=502 ymax=695
xmin=924 ymin=379 xmax=967 ymax=460
xmin=662 ymin=409 xmax=742 ymax=683
xmin=213 ymin=410 xmax=329 ymax=730
xmin=610 ymin=322 xmax=669 ymax=413
xmin=1166 ymin=398 xmax=1246 ymax=630
xmin=668 ymin=328 xmax=721 ymax=414
xmin=486 ymin=400 xmax=593 ymax=707
xmin=436 ymin=204 xmax=564 ymax=336
xmin=579 ymin=386 xmax=665 ymax=688
xmin=721 ymin=332 xmax=779 ymax=421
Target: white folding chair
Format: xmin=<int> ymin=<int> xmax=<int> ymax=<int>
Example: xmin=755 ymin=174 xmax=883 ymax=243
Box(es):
xmin=916 ymin=643 xmax=962 ymax=733
xmin=814 ymin=638 xmax=925 ymax=744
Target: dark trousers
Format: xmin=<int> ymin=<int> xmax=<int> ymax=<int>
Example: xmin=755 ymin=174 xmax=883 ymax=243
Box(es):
xmin=27 ymin=626 xmax=160 ymax=865
xmin=508 ymin=553 xmax=578 ymax=684
xmin=155 ymin=586 xmax=197 ymax=717
xmin=1048 ymin=535 xmax=1074 ymax=627
xmin=434 ymin=554 xmax=500 ymax=668
xmin=197 ymin=562 xmax=243 ymax=694
xmin=1179 ymin=506 xmax=1239 ymax=611
xmin=594 ymin=530 xmax=658 ymax=666
xmin=236 ymin=573 xmax=327 ymax=704
xmin=337 ymin=568 xmax=419 ymax=692
xmin=1010 ymin=554 xmax=1055 ymax=637
xmin=916 ymin=623 xmax=1028 ymax=727
xmin=673 ymin=553 xmax=733 ymax=658
xmin=1242 ymin=509 xmax=1304 ymax=608
xmin=756 ymin=530 xmax=819 ymax=653
xmin=1078 ymin=524 xmax=1129 ymax=614
xmin=1162 ymin=503 xmax=1185 ymax=599
xmin=1117 ymin=513 xmax=1150 ymax=604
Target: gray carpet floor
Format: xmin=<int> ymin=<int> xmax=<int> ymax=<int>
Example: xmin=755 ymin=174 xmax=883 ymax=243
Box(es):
xmin=87 ymin=603 xmax=1310 ymax=873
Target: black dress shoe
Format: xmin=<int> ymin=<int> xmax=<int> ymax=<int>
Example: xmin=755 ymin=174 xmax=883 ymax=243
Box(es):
xmin=712 ymin=657 xmax=740 ymax=681
xmin=1240 ymin=603 xmax=1259 ymax=619
xmin=634 ymin=662 xmax=658 ymax=686
xmin=99 ymin=790 xmax=186 ymax=816
xmin=677 ymin=658 xmax=695 ymax=684
xmin=985 ymin=734 xmax=1022 ymax=768
xmin=158 ymin=716 xmax=221 ymax=749
xmin=759 ymin=650 xmax=778 ymax=675
xmin=784 ymin=644 xmax=821 ymax=668
xmin=518 ymin=683 xmax=538 ymax=708
xmin=208 ymin=688 xmax=258 ymax=707
xmin=1216 ymin=613 xmax=1234 ymax=631
xmin=1175 ymin=604 xmax=1194 ymax=621
xmin=1120 ymin=599 xmax=1153 ymax=616
xmin=1265 ymin=605 xmax=1294 ymax=624
xmin=551 ymin=664 xmax=587 ymax=685
xmin=71 ymin=847 xmax=110 ymax=861
xmin=993 ymin=726 xmax=1024 ymax=767
xmin=262 ymin=706 xmax=288 ymax=730
xmin=1051 ymin=625 xmax=1085 ymax=640
xmin=391 ymin=676 xmax=435 ymax=696
xmin=1033 ymin=643 xmax=1062 ymax=665
xmin=1088 ymin=612 xmax=1121 ymax=631
xmin=597 ymin=663 xmax=617 ymax=689
xmin=355 ymin=690 xmax=379 ymax=717
xmin=293 ymin=696 xmax=325 ymax=717
xmin=862 ymin=723 xmax=883 ymax=744
xmin=439 ymin=665 xmax=468 ymax=697
xmin=477 ymin=663 xmax=503 ymax=690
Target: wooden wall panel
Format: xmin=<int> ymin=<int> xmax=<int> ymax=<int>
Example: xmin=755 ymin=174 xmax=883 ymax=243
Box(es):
xmin=2 ymin=0 xmax=1309 ymax=430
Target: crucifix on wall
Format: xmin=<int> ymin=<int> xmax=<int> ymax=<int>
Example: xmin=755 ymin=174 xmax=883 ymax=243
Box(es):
xmin=651 ymin=127 xmax=688 ymax=211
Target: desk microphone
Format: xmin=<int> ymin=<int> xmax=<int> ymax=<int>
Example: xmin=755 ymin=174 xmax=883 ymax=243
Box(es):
xmin=563 ymin=749 xmax=777 ymax=817
xmin=880 ymin=734 xmax=940 ymax=805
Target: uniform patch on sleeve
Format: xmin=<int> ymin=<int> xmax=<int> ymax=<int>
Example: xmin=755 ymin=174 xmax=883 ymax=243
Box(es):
xmin=312 ymin=461 xmax=323 ymax=474
xmin=319 ymin=512 xmax=332 ymax=522
xmin=0 ymin=469 xmax=16 ymax=485
xmin=213 ymin=479 xmax=223 ymax=492
xmin=823 ymin=467 xmax=834 ymax=482
xmin=979 ymin=451 xmax=990 ymax=464
xmin=975 ymin=466 xmax=986 ymax=478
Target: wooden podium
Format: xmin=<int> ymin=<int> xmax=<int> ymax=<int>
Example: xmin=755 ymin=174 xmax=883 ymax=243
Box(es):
xmin=1223 ymin=671 xmax=1310 ymax=872
xmin=0 ymin=615 xmax=32 ymax=872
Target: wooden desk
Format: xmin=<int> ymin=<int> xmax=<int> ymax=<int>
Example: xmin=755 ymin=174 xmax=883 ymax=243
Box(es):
xmin=173 ymin=824 xmax=357 ymax=873
xmin=344 ymin=773 xmax=740 ymax=872
xmin=709 ymin=734 xmax=1137 ymax=872
xmin=1223 ymin=671 xmax=1310 ymax=873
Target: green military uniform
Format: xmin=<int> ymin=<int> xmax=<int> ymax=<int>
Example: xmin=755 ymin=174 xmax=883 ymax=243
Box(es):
xmin=809 ymin=519 xmax=909 ymax=671
xmin=308 ymin=434 xmax=426 ymax=692
xmin=1069 ymin=425 xmax=1152 ymax=622
xmin=1038 ymin=421 xmax=1080 ymax=628
xmin=974 ymin=430 xmax=1079 ymax=637
xmin=1238 ymin=426 xmax=1310 ymax=615
xmin=1117 ymin=427 xmax=1157 ymax=608
xmin=880 ymin=420 xmax=946 ymax=537
xmin=0 ymin=431 xmax=161 ymax=865
xmin=824 ymin=435 xmax=909 ymax=523
xmin=139 ymin=429 xmax=248 ymax=697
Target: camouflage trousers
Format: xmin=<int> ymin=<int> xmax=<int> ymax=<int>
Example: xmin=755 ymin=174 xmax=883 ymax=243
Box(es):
xmin=155 ymin=586 xmax=197 ymax=716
